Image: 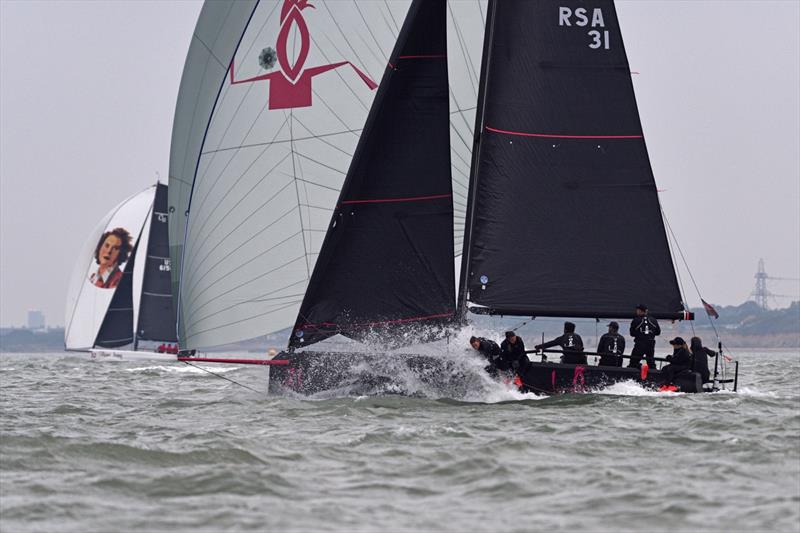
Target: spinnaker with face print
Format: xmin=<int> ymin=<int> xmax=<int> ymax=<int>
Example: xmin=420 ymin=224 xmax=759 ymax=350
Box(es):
xmin=65 ymin=183 xmax=178 ymax=360
xmin=171 ymin=0 xmax=738 ymax=395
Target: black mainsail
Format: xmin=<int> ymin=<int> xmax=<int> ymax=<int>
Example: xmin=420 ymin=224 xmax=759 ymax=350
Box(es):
xmin=136 ymin=184 xmax=178 ymax=344
xmin=461 ymin=0 xmax=687 ymax=320
xmin=289 ymin=0 xmax=454 ymax=349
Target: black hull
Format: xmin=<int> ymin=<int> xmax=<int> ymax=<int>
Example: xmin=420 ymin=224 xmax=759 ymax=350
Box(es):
xmin=519 ymin=361 xmax=699 ymax=394
xmin=268 ymin=351 xmax=702 ymax=396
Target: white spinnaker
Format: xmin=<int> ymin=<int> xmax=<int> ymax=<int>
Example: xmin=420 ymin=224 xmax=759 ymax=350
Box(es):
xmin=64 ymin=186 xmax=155 ymax=350
xmin=131 ymin=200 xmax=155 ymax=341
xmin=175 ymin=0 xmax=486 ymax=349
xmin=168 ymin=0 xmax=259 ymax=312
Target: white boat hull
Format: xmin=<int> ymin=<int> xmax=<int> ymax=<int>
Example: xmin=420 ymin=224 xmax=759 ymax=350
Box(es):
xmin=88 ymin=348 xmax=178 ymax=362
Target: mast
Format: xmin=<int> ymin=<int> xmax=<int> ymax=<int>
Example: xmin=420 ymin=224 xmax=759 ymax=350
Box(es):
xmin=457 ymin=0 xmax=498 ymax=322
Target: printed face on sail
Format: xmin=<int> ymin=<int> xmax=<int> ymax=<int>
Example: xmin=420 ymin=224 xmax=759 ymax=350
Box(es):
xmin=89 ymin=227 xmax=132 ymax=289
xmin=98 ymin=235 xmax=122 ymax=269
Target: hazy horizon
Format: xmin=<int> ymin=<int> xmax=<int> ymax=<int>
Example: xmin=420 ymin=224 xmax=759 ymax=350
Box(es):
xmin=1 ymin=0 xmax=798 ymax=328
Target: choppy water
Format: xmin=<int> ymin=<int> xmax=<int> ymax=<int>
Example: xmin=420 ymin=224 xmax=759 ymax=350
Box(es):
xmin=1 ymin=349 xmax=798 ymax=532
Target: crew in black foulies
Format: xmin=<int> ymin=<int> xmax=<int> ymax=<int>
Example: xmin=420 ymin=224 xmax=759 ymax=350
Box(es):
xmin=597 ymin=321 xmax=625 ymax=366
xmin=662 ymin=337 xmax=692 ymax=383
xmin=535 ymin=322 xmax=586 ymax=364
xmin=500 ymin=330 xmax=529 ymax=373
xmin=470 ymin=336 xmax=501 ymax=376
xmin=628 ymin=303 xmax=660 ymax=369
xmin=690 ymin=336 xmax=717 ymax=384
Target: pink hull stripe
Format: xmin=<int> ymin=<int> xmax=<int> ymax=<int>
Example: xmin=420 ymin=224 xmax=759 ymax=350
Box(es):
xmin=178 ymin=356 xmax=289 ymax=366
xmin=341 ymin=193 xmax=452 ymax=205
xmin=301 ymin=312 xmax=453 ymax=329
xmin=485 ymin=126 xmax=643 ymax=140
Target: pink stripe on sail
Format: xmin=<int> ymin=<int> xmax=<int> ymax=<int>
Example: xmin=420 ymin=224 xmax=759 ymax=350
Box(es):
xmin=485 ymin=126 xmax=643 ymax=140
xmin=340 ymin=194 xmax=451 ymax=205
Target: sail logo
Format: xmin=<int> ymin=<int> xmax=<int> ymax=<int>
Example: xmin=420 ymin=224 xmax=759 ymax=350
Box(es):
xmin=229 ymin=0 xmax=377 ymax=110
xmin=159 ymin=258 xmax=171 ymax=272
xmin=558 ymin=6 xmax=610 ymax=50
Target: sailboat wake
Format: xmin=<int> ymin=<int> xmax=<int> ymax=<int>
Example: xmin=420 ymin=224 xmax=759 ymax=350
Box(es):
xmin=273 ymin=344 xmax=545 ymax=403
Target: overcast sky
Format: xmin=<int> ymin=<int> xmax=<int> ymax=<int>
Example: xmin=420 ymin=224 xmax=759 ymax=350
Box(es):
xmin=1 ymin=0 xmax=798 ymax=327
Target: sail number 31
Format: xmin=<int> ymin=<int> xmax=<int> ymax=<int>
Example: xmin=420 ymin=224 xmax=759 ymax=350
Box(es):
xmin=558 ymin=6 xmax=610 ymax=50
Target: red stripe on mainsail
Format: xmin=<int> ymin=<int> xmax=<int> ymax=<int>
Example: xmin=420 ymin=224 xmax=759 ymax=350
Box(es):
xmin=485 ymin=126 xmax=643 ymax=140
xmin=178 ymin=356 xmax=289 ymax=366
xmin=300 ymin=312 xmax=453 ymax=329
xmin=388 ymin=55 xmax=447 ymax=69
xmin=340 ymin=193 xmax=451 ymax=205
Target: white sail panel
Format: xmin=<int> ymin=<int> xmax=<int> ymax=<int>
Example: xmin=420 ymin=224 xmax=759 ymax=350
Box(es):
xmin=64 ymin=187 xmax=155 ymax=350
xmin=168 ymin=0 xmax=259 ymax=320
xmin=179 ymin=0 xmax=413 ymax=349
xmin=446 ymin=0 xmax=486 ymax=258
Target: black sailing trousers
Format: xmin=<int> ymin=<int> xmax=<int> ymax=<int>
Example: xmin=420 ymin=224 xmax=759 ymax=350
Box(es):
xmin=628 ymin=340 xmax=656 ymax=369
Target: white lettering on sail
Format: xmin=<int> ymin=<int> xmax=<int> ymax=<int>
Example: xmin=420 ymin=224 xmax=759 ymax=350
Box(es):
xmin=588 ymin=30 xmax=610 ymax=50
xmin=574 ymin=8 xmax=588 ymax=27
xmin=559 ymin=6 xmax=572 ymax=26
xmin=559 ymin=6 xmax=610 ymax=49
xmin=591 ymin=8 xmax=605 ymax=27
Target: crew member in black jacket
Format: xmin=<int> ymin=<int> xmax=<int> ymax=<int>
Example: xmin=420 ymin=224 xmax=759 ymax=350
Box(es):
xmin=597 ymin=321 xmax=625 ymax=366
xmin=470 ymin=336 xmax=501 ymax=375
xmin=628 ymin=304 xmax=660 ymax=369
xmin=690 ymin=336 xmax=717 ymax=384
xmin=662 ymin=337 xmax=692 ymax=383
xmin=535 ymin=322 xmax=586 ymax=364
xmin=500 ymin=330 xmax=529 ymax=373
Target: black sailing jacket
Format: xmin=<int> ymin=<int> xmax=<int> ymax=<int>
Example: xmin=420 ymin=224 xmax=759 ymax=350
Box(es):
xmin=667 ymin=347 xmax=692 ymax=370
xmin=476 ymin=338 xmax=500 ymax=361
xmin=629 ymin=315 xmax=661 ymax=344
xmin=597 ymin=332 xmax=625 ymax=366
xmin=537 ymin=333 xmax=585 ymax=364
xmin=500 ymin=337 xmax=528 ymax=372
xmin=691 ymin=346 xmax=716 ymax=379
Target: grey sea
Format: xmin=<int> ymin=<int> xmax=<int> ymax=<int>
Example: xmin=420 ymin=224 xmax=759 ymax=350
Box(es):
xmin=1 ymin=349 xmax=798 ymax=532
